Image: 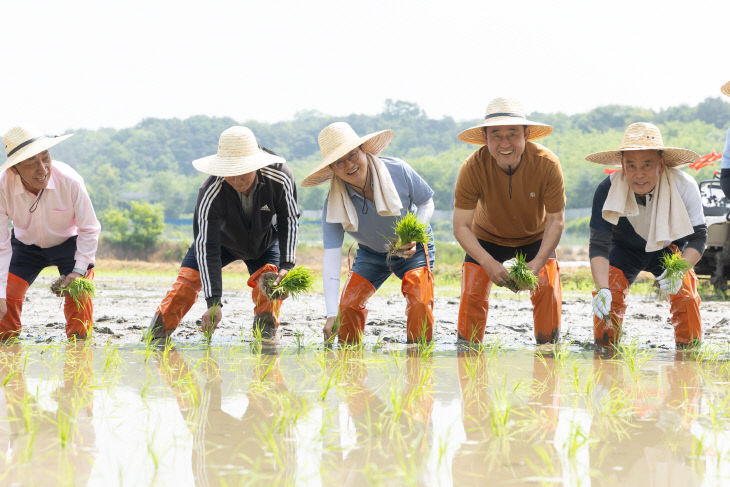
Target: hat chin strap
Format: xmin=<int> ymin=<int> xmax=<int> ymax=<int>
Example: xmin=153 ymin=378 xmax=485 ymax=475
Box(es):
xmin=13 ymin=167 xmax=45 ymax=213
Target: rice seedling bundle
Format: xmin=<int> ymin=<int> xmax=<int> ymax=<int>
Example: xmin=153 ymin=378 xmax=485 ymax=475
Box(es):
xmin=50 ymin=276 xmax=96 ymax=310
xmin=659 ymin=252 xmax=691 ymax=292
xmin=265 ymin=266 xmax=314 ymax=300
xmin=387 ymin=212 xmax=428 ymax=257
xmin=504 ymin=252 xmax=538 ymax=292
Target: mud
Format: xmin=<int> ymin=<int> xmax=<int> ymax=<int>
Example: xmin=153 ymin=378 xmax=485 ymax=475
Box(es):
xmin=14 ymin=274 xmax=730 ymax=350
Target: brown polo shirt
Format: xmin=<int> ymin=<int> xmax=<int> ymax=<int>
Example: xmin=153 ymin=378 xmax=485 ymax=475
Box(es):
xmin=454 ymin=141 xmax=565 ymax=246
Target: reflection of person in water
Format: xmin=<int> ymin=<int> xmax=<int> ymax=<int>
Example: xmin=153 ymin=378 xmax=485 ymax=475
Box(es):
xmin=321 ymin=348 xmax=433 ymax=485
xmin=590 ymin=352 xmax=703 ymax=485
xmin=0 ymin=343 xmax=96 ymax=485
xmin=452 ymin=350 xmax=561 ymax=485
xmin=154 ymin=345 xmax=296 ymax=486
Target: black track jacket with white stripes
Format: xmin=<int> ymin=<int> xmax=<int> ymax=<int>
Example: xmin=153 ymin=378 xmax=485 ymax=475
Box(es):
xmin=193 ymin=163 xmax=299 ymax=306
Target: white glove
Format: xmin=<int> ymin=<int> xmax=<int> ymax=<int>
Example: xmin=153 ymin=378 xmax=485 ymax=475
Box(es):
xmin=592 ymin=288 xmax=612 ymax=320
xmin=656 ymin=269 xmax=683 ymax=295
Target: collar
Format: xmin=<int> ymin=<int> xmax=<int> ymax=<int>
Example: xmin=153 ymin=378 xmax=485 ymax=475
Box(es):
xmin=634 ymin=187 xmax=655 ymax=207
xmin=12 ymin=166 xmax=57 ymax=196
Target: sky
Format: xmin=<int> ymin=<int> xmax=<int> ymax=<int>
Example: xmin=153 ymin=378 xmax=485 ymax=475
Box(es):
xmin=1 ymin=0 xmax=728 ymax=134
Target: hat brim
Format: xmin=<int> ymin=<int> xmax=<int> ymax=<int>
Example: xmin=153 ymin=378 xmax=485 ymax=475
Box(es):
xmin=722 ymin=81 xmax=730 ymax=97
xmin=301 ymin=129 xmax=394 ymax=187
xmin=192 ymin=150 xmax=284 ymax=177
xmin=0 ymin=134 xmax=73 ymax=173
xmin=585 ymin=147 xmax=700 ymax=168
xmin=457 ymin=118 xmax=553 ymax=145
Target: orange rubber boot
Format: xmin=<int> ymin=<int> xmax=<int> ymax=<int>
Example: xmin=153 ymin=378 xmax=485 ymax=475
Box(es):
xmin=153 ymin=267 xmax=202 ymax=337
xmin=337 ymin=272 xmax=376 ymax=344
xmin=0 ymin=273 xmax=29 ymax=341
xmin=669 ymin=269 xmax=702 ymax=348
xmin=64 ymin=269 xmax=95 ymax=339
xmin=457 ymin=262 xmax=491 ymax=343
xmin=248 ymin=264 xmax=283 ymax=337
xmin=593 ymin=265 xmax=630 ymax=347
xmin=531 ymin=258 xmax=562 ymax=344
xmin=401 ymin=267 xmax=434 ymax=343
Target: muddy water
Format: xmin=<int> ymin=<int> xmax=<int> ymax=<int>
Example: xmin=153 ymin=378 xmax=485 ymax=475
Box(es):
xmin=1 ymin=342 xmax=729 ymax=486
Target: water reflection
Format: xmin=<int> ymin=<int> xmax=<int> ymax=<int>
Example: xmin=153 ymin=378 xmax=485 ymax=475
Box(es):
xmin=0 ymin=343 xmax=729 ymax=486
xmin=321 ymin=348 xmax=433 ymax=485
xmin=0 ymin=342 xmax=97 ymax=485
xmin=153 ymin=343 xmax=297 ymax=485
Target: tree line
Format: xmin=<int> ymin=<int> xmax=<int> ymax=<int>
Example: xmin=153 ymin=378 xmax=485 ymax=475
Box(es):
xmin=2 ymin=97 xmax=727 ymax=219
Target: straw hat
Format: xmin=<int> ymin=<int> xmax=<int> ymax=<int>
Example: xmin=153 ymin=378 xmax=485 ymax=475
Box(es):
xmin=1 ymin=126 xmax=73 ymax=173
xmin=457 ymin=97 xmax=553 ymax=145
xmin=192 ymin=126 xmax=284 ymax=177
xmin=301 ymin=122 xmax=393 ymax=187
xmin=722 ymin=81 xmax=730 ymax=97
xmin=585 ymin=122 xmax=699 ymax=167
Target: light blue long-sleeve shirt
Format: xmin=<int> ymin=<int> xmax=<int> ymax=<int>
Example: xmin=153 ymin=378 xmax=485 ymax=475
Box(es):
xmin=722 ymin=126 xmax=730 ymax=169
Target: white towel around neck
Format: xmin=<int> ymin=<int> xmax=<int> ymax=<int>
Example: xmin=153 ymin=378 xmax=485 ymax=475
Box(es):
xmin=326 ymin=153 xmax=403 ymax=232
xmin=602 ymin=167 xmax=694 ymax=252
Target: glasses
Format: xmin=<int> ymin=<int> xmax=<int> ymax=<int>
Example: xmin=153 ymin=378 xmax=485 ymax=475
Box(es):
xmin=331 ymin=148 xmax=361 ymax=169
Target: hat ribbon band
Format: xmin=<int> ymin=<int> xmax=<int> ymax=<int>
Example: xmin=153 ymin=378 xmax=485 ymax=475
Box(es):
xmin=7 ymin=136 xmax=45 ymax=158
xmin=484 ymin=112 xmax=524 ymax=120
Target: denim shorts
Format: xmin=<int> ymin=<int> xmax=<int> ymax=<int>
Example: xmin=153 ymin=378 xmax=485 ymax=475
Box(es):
xmin=352 ymin=239 xmax=435 ymax=290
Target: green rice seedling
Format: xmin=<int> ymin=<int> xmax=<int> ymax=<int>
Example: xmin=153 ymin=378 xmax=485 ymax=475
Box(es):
xmin=504 ymin=252 xmax=538 ymax=292
xmin=387 ymin=212 xmax=428 ymax=257
xmin=265 ymin=266 xmax=314 ymax=300
xmin=54 ymin=276 xmax=96 ymax=311
xmin=659 ymin=252 xmax=691 ymax=294
xmin=202 ymin=301 xmax=220 ymax=343
xmin=615 ymin=339 xmax=653 ymax=381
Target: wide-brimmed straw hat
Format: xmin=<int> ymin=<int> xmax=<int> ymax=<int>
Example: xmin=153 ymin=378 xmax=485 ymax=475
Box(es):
xmin=585 ymin=122 xmax=699 ymax=168
xmin=1 ymin=126 xmax=73 ymax=173
xmin=457 ymin=97 xmax=553 ymax=145
xmin=722 ymin=81 xmax=730 ymax=97
xmin=192 ymin=126 xmax=284 ymax=177
xmin=301 ymin=122 xmax=393 ymax=187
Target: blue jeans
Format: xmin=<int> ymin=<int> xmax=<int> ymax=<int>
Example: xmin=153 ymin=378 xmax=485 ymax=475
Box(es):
xmin=352 ymin=240 xmax=435 ymax=289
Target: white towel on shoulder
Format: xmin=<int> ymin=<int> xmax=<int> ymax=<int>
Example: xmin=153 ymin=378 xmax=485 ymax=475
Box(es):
xmin=602 ymin=168 xmax=694 ymax=252
xmin=326 ymin=154 xmax=402 ymax=232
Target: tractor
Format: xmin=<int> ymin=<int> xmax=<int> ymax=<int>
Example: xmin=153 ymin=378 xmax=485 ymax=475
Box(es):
xmin=694 ymin=174 xmax=730 ymax=294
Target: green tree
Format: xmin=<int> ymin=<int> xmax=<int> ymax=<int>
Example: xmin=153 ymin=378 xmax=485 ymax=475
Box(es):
xmin=101 ymin=201 xmax=164 ymax=257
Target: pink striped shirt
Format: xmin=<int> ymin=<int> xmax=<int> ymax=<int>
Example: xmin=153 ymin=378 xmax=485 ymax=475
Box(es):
xmin=0 ymin=160 xmax=100 ymax=298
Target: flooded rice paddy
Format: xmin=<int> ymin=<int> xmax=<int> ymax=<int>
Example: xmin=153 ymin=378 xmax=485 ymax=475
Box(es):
xmin=2 ymin=339 xmax=730 ymax=486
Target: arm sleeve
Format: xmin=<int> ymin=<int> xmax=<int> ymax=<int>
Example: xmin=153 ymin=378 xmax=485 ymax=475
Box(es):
xmin=453 ymin=154 xmax=480 ymax=210
xmin=398 ymin=159 xmax=434 ymax=206
xmin=684 ymin=224 xmax=707 ymax=255
xmin=71 ymin=178 xmax=101 ymax=271
xmin=589 ymin=228 xmax=612 ymax=260
xmin=543 ymin=160 xmax=566 ymax=213
xmin=415 ymin=198 xmax=435 ymax=224
xmin=589 ymin=177 xmax=614 ymax=260
xmin=273 ymin=166 xmax=300 ymax=270
xmin=193 ymin=179 xmax=225 ymax=307
xmin=322 ymin=197 xmax=345 ymax=250
xmin=323 ymin=247 xmax=342 ymax=318
xmin=0 ymin=192 xmax=11 ymax=300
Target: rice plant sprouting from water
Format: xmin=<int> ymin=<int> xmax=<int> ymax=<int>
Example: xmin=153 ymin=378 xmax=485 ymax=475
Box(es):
xmin=264 ymin=266 xmax=314 ymax=300
xmin=387 ymin=212 xmax=428 ymax=257
xmin=51 ymin=276 xmax=96 ymax=311
xmin=504 ymin=252 xmax=538 ymax=292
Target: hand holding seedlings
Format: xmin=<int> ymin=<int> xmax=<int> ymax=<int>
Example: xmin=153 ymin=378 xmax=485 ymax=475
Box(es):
xmin=201 ymin=304 xmax=222 ymax=336
xmin=388 ymin=212 xmax=428 ymax=258
xmin=657 ymin=253 xmax=691 ymax=295
xmin=323 ymin=315 xmax=338 ymax=342
xmin=263 ymin=266 xmax=314 ymax=300
xmin=592 ymin=288 xmax=612 ymax=320
xmin=51 ymin=274 xmax=96 ymax=310
xmin=503 ymin=252 xmax=539 ymax=293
